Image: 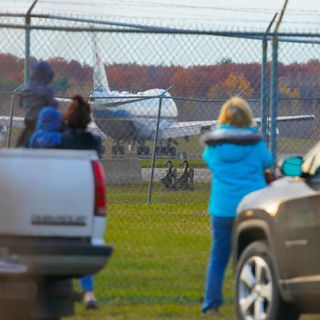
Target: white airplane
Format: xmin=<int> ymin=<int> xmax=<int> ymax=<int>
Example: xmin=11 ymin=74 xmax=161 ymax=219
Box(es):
xmin=88 ymin=39 xmax=315 ymax=157
xmin=90 ymin=39 xmax=213 ymax=157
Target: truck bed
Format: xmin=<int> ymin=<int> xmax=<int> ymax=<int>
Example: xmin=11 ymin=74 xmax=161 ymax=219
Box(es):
xmin=0 ymin=148 xmax=98 ymax=237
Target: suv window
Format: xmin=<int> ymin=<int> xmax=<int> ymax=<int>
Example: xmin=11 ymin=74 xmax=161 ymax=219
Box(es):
xmin=302 ymin=142 xmax=320 ymax=174
xmin=306 ymin=155 xmax=320 ymax=190
xmin=308 ymin=154 xmax=320 ymax=175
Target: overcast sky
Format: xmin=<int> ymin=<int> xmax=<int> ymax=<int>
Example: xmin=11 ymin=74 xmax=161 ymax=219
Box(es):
xmin=0 ymin=0 xmax=319 ymax=66
xmin=1 ymin=0 xmax=320 ymax=31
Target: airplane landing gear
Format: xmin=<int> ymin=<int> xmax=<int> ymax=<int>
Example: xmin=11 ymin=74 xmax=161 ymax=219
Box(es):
xmin=135 ymin=139 xmax=178 ymax=158
xmin=136 ymin=140 xmax=150 ymax=157
xmin=112 ymin=144 xmax=125 ymax=156
xmin=168 ymin=146 xmax=176 ymax=157
xmin=156 ymin=146 xmax=176 ymax=157
xmin=137 ymin=146 xmax=150 ymax=156
xmin=155 ymin=140 xmax=177 ymax=158
xmin=166 ymin=138 xmax=177 ymax=157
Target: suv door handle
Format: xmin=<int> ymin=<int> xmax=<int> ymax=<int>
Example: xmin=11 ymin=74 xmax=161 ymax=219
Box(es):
xmin=285 ymin=239 xmax=309 ymax=248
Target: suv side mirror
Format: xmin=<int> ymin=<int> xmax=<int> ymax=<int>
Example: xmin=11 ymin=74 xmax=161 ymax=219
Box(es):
xmin=281 ymin=156 xmax=303 ymax=177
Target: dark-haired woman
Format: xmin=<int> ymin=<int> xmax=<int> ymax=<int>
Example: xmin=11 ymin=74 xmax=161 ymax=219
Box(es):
xmin=60 ymin=95 xmax=101 ymax=156
xmin=60 ymin=95 xmax=102 ymax=309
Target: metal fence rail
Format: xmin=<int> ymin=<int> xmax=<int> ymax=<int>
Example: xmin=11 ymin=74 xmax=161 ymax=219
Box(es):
xmin=0 ymin=13 xmax=319 ymax=305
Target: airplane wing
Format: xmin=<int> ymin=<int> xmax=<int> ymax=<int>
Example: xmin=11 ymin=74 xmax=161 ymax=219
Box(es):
xmin=87 ymin=121 xmax=108 ymax=139
xmin=254 ymin=114 xmax=316 ymax=123
xmin=156 ymin=114 xmax=316 ymax=140
xmin=0 ymin=114 xmax=314 ymax=142
xmin=157 ymin=120 xmax=215 ymax=139
xmin=0 ymin=116 xmax=107 ymax=139
xmin=56 ymin=97 xmax=70 ymax=104
xmin=0 ymin=116 xmax=24 ymax=129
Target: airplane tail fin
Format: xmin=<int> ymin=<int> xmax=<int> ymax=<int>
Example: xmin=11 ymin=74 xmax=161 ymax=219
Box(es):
xmin=92 ymin=34 xmax=111 ymax=93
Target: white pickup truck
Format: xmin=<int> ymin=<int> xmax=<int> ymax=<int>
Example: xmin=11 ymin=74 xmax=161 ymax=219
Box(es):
xmin=0 ymin=148 xmax=113 ymax=320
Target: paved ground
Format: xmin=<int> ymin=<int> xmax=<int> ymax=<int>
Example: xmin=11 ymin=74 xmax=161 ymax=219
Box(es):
xmin=142 ymin=168 xmax=212 ymax=183
xmin=110 ymin=152 xmax=292 ymax=185
xmin=142 ymin=152 xmax=293 ymax=184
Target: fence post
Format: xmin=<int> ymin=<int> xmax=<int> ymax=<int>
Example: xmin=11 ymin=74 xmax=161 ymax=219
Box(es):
xmin=261 ymin=38 xmax=268 ymax=141
xmin=25 ymin=16 xmax=31 ymax=84
xmin=7 ymin=94 xmax=16 ymax=148
xmin=6 ymin=94 xmax=16 ymax=148
xmin=270 ymin=35 xmax=278 ymax=165
xmin=147 ymin=96 xmax=163 ymax=205
xmin=7 ymin=84 xmax=25 ymax=148
xmin=25 ymin=0 xmax=38 ymax=83
xmin=147 ymin=85 xmax=174 ymax=205
xmin=269 ymin=0 xmax=288 ymax=166
xmin=261 ymin=13 xmax=277 ymax=143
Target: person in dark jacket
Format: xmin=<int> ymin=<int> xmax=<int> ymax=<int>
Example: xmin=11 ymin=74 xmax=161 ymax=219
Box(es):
xmin=200 ymin=97 xmax=273 ymax=316
xmin=61 ymin=95 xmax=101 ymax=309
xmin=17 ymin=61 xmax=58 ymax=147
xmin=60 ymin=95 xmax=101 ymax=157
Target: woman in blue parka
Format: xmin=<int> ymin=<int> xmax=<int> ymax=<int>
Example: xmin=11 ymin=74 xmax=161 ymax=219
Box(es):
xmin=201 ymin=97 xmax=273 ymax=315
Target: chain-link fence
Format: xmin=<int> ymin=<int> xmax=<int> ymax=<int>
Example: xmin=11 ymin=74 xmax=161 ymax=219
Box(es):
xmin=0 ymin=13 xmax=319 ymax=306
xmin=276 ymin=40 xmax=320 ymax=160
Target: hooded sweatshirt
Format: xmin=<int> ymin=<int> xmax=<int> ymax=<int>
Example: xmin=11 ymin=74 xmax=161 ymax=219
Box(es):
xmin=203 ymin=125 xmax=273 ymax=217
xmin=22 ymin=61 xmax=58 ymax=121
xmin=29 ymin=107 xmax=63 ymax=148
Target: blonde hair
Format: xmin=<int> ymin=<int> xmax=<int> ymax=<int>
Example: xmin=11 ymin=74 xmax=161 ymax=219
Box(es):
xmin=217 ymin=97 xmax=253 ymax=128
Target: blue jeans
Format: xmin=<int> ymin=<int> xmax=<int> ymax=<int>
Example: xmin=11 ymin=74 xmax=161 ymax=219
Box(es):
xmin=202 ymin=216 xmax=235 ymax=312
xmin=80 ymin=274 xmax=94 ymax=292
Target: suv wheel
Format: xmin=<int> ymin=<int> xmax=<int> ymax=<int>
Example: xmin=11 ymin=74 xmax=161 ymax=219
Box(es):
xmin=235 ymin=241 xmax=300 ymax=320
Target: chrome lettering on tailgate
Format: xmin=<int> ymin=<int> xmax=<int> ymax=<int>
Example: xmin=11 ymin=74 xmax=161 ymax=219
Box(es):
xmin=31 ymin=215 xmax=87 ymax=226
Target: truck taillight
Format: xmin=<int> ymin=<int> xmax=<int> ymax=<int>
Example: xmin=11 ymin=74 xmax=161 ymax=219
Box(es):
xmin=92 ymin=161 xmax=106 ymax=217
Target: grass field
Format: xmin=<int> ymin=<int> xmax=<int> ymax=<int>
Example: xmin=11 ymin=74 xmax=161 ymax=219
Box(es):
xmin=65 ymin=184 xmax=320 ymax=320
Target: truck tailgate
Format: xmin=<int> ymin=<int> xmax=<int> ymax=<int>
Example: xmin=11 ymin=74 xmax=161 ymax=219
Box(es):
xmin=0 ymin=149 xmax=98 ymax=237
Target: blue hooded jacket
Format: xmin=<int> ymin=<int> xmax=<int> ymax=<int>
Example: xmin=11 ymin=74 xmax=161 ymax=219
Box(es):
xmin=203 ymin=125 xmax=273 ymax=218
xmin=22 ymin=61 xmax=58 ymax=121
xmin=29 ymin=107 xmax=63 ymax=148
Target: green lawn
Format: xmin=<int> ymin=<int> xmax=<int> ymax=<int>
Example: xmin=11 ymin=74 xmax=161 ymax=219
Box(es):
xmin=66 ymin=184 xmax=320 ymax=320
xmin=277 ymin=137 xmax=318 ymax=155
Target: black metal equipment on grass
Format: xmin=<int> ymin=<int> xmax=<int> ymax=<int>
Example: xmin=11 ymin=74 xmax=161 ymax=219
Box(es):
xmin=160 ymin=160 xmax=194 ymax=190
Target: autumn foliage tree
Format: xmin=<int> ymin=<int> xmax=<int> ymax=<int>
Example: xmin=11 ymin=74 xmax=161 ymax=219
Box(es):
xmin=279 ymin=78 xmax=301 ymax=98
xmin=170 ymin=69 xmax=198 ymax=98
xmin=207 ymin=72 xmax=254 ymax=100
xmin=0 ymin=53 xmax=319 ymax=103
xmin=222 ymin=72 xmax=254 ymax=98
xmin=207 ymin=83 xmax=225 ymax=100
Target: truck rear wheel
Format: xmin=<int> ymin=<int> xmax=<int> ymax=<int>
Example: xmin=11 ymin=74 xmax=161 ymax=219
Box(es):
xmin=235 ymin=241 xmax=300 ymax=320
xmin=0 ymin=301 xmax=32 ymax=320
xmin=32 ymin=318 xmax=59 ymax=320
xmin=29 ymin=278 xmax=80 ymax=320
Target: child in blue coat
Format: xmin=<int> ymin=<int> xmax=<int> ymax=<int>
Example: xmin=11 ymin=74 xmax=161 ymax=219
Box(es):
xmin=29 ymin=106 xmax=63 ymax=148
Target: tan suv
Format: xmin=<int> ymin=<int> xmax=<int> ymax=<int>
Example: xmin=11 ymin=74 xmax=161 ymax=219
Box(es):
xmin=233 ymin=143 xmax=320 ymax=320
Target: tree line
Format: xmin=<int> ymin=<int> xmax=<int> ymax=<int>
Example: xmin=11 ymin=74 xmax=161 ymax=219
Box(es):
xmin=0 ymin=53 xmax=319 ymax=100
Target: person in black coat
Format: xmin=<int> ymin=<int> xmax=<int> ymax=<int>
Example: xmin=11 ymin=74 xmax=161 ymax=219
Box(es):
xmin=60 ymin=95 xmax=102 ymax=309
xmin=60 ymin=95 xmax=102 ymax=157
